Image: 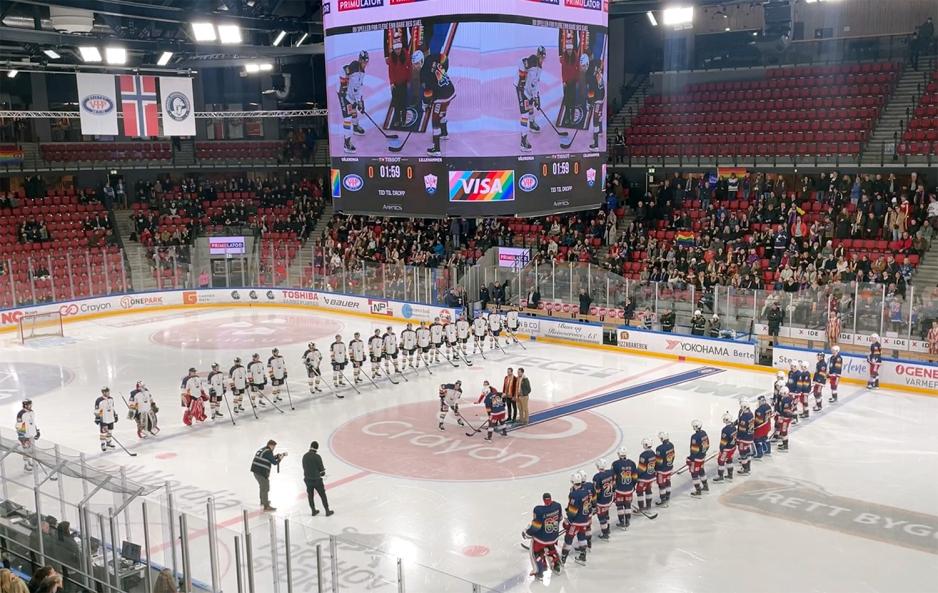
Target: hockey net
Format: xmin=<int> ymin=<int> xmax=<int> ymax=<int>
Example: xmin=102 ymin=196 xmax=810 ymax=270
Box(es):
xmin=17 ymin=311 xmax=64 ymax=344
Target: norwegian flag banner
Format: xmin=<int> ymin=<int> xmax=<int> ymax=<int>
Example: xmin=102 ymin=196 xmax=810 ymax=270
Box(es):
xmin=119 ymin=75 xmax=159 ymax=137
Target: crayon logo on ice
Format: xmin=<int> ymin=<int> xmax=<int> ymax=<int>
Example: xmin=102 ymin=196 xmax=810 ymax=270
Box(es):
xmin=448 ymin=170 xmax=515 ymax=202
xmin=331 ymin=169 xmax=342 ymax=198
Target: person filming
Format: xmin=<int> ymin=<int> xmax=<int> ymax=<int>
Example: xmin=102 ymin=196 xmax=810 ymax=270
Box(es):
xmin=250 ymin=439 xmax=286 ymax=512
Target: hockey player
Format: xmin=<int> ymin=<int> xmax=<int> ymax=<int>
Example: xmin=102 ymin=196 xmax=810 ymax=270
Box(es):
xmin=753 ymin=395 xmax=773 ymax=459
xmin=786 ymin=362 xmax=800 ymax=424
xmin=736 ymin=400 xmax=754 ymax=475
xmin=230 ymin=357 xmax=248 ymax=412
xmin=349 ymin=333 xmax=366 ymax=384
xmin=181 ymin=367 xmax=208 ymax=425
xmin=713 ymin=413 xmax=737 ymax=483
xmin=487 ymin=312 xmax=503 ymax=350
xmin=523 ymin=492 xmax=563 ymax=580
xmin=828 ymin=345 xmax=843 ymax=403
xmin=777 ymin=386 xmax=796 ymax=451
xmin=585 ymin=55 xmax=605 ymax=150
xmin=591 ymin=459 xmax=616 ymax=540
xmin=505 ymin=308 xmax=520 ymax=343
xmin=472 ymin=314 xmax=488 ymax=354
xmin=94 ymin=387 xmax=117 ymax=452
xmin=207 ymin=363 xmax=226 ymax=419
xmin=415 ymin=322 xmax=431 ymax=368
xmin=476 ymin=381 xmax=507 ymax=441
xmin=302 ymin=344 xmax=324 ymax=393
xmin=443 ymin=318 xmax=458 ymax=362
xmin=339 ymin=50 xmax=368 ymax=153
xmin=455 ymin=314 xmax=471 ymax=359
xmin=579 ymin=470 xmax=596 ymax=550
xmin=428 ymin=316 xmax=444 ymax=363
xmin=772 ymin=370 xmax=786 ymax=418
xmin=400 ymin=323 xmax=417 ymax=369
xmin=438 ymin=380 xmax=464 ymax=430
xmin=247 ymin=354 xmax=268 ymax=407
xmin=15 ymin=399 xmax=38 ymax=471
xmin=562 ymin=472 xmax=591 ymax=566
xmin=129 ymin=381 xmax=159 ymax=438
xmin=369 ymin=329 xmax=385 ymax=378
xmin=797 ymin=360 xmax=811 ymax=418
xmin=413 ymin=50 xmax=455 ymax=157
xmin=812 ymin=352 xmax=828 ymax=412
xmin=654 ymin=432 xmax=675 ymax=507
xmin=635 ymin=438 xmax=656 ymax=513
xmin=867 ymin=334 xmax=882 ymax=389
xmin=516 ymin=45 xmax=546 ymax=152
xmin=267 ymin=348 xmax=287 ymax=403
xmin=611 ymin=447 xmax=637 ymax=529
xmin=382 ymin=326 xmax=401 ymax=376
xmin=687 ymin=420 xmax=710 ymax=497
xmin=330 ymin=335 xmax=348 ymax=388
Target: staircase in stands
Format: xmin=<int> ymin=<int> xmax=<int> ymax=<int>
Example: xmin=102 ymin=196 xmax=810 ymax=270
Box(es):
xmin=113 ymin=209 xmax=161 ymax=292
xmin=862 ymin=65 xmax=935 ymax=163
xmin=608 ymin=76 xmax=651 ymax=146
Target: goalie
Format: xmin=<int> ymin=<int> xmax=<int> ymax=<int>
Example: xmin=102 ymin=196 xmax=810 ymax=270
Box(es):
xmin=129 ymin=381 xmax=159 ymax=438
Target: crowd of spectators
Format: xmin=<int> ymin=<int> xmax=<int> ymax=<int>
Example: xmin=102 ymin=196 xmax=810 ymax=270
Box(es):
xmin=16 ymin=220 xmax=50 ymax=243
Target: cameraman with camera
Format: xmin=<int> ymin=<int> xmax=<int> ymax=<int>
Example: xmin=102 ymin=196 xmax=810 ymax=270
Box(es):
xmin=250 ymin=439 xmax=287 ymax=512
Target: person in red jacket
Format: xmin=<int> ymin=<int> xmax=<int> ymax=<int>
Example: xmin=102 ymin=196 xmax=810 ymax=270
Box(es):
xmin=386 ymin=36 xmax=412 ymax=129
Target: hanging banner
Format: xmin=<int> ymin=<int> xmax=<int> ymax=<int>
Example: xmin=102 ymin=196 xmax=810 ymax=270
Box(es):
xmin=119 ymin=75 xmax=159 ymax=137
xmin=76 ymin=73 xmax=118 ymax=136
xmin=159 ymin=76 xmax=196 ymax=136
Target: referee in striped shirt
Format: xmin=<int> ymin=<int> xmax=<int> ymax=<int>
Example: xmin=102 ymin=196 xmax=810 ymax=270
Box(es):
xmin=251 ymin=439 xmax=287 ymax=511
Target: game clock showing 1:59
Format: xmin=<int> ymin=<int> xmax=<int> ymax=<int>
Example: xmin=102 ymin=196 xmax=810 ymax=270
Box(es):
xmin=366 ymin=164 xmax=414 ymax=181
xmin=541 ymin=160 xmax=580 ymax=179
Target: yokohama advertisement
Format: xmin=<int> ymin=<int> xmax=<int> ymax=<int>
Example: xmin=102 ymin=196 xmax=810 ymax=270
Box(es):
xmin=772 ymin=345 xmax=938 ymax=394
xmin=616 ymin=327 xmax=757 ymax=364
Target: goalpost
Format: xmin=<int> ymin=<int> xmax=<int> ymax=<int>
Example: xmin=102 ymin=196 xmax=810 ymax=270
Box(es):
xmin=17 ymin=311 xmax=64 ymax=344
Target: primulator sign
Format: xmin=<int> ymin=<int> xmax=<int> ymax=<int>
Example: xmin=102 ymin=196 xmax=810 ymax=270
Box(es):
xmin=208 ymin=237 xmax=246 ymax=255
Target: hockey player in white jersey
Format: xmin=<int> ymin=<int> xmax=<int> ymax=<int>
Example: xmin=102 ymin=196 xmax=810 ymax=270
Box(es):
xmin=383 ymin=326 xmax=401 ymax=375
xmin=488 ymin=313 xmax=504 ymax=350
xmin=472 ymin=315 xmax=488 ymax=353
xmin=438 ymin=380 xmax=465 ymax=431
xmin=369 ymin=329 xmax=385 ymax=378
xmin=229 ymin=357 xmax=248 ymax=412
xmin=429 ymin=317 xmax=444 ymax=363
xmin=15 ymin=399 xmax=38 ymax=470
xmin=415 ymin=322 xmax=431 ymax=368
xmin=129 ymin=381 xmax=159 ymax=437
xmin=456 ymin=315 xmax=471 ymax=358
xmin=206 ymin=363 xmax=227 ymax=419
xmin=94 ymin=387 xmax=117 ymax=452
xmin=302 ymin=343 xmax=324 ymax=393
xmin=401 ymin=323 xmax=418 ymax=369
xmin=181 ymin=367 xmax=208 ymax=424
xmin=339 ymin=50 xmax=369 ymax=154
xmin=330 ymin=335 xmax=348 ymax=387
xmin=505 ymin=309 xmax=520 ymax=341
xmin=247 ymin=354 xmax=268 ymax=406
xmin=267 ymin=348 xmax=288 ymax=402
xmin=349 ymin=333 xmax=366 ymax=384
xmin=443 ymin=319 xmax=458 ymax=362
xmin=516 ymin=45 xmax=546 ymax=152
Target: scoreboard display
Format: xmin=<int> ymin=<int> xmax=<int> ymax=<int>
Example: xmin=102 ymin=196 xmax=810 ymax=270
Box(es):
xmin=324 ymin=0 xmax=608 ymax=216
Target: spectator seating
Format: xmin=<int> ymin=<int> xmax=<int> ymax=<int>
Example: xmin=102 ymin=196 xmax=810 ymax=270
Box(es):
xmin=41 ymin=142 xmax=171 ymax=163
xmin=899 ymin=68 xmax=938 ymax=155
xmin=627 ymin=62 xmax=901 ymax=159
xmin=195 ymin=141 xmax=285 ymax=161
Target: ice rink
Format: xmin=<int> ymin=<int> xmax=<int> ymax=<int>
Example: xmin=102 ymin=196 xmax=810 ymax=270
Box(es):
xmin=2 ymin=305 xmax=937 ymax=593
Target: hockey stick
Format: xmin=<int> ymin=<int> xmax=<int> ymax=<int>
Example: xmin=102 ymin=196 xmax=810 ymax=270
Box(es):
xmin=110 ymin=434 xmax=137 ymax=457
xmin=560 ymin=128 xmax=578 ymax=151
xmin=360 ymin=365 xmax=381 ymax=389
xmin=312 ymin=367 xmax=340 ymax=398
xmin=339 ymin=368 xmax=361 ymax=394
xmin=260 ymin=393 xmax=285 ymax=414
xmin=537 ymin=106 xmax=569 ymax=137
xmin=465 ymin=418 xmax=490 ymax=438
xmin=631 ymin=505 xmax=658 ymax=520
xmin=417 ymin=351 xmax=434 ymax=375
xmin=455 ymin=411 xmax=479 ymax=432
xmin=387 ymin=131 xmax=413 ymax=153
xmin=221 ymin=390 xmax=237 ymax=426
xmin=362 ymin=110 xmax=400 ymax=140
xmin=492 ymin=335 xmax=509 ymax=356
xmin=456 ymin=348 xmax=474 ymax=367
xmin=394 ymin=363 xmax=409 ymax=382
xmin=284 ymin=378 xmax=295 ymax=410
xmin=505 ymin=329 xmax=527 ymax=350
xmin=472 ymin=338 xmax=488 ymax=359
xmin=444 ymin=345 xmax=461 ymax=368
xmin=245 ymin=387 xmax=260 ymax=419
xmin=375 ymin=365 xmax=399 ymax=385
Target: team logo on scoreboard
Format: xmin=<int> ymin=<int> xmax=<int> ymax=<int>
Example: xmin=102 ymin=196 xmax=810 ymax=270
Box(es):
xmin=342 ymin=174 xmax=364 ymax=192
xmin=448 ymin=170 xmax=515 ymax=202
xmin=518 ymin=174 xmax=539 ymax=192
xmin=586 ymin=168 xmax=597 ymax=187
xmin=330 ymin=169 xmax=342 ymax=198
xmin=424 ymin=173 xmax=438 ymax=195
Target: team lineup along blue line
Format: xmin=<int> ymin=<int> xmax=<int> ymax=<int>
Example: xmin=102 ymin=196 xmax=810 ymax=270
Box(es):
xmin=509 ymin=366 xmax=727 ymax=431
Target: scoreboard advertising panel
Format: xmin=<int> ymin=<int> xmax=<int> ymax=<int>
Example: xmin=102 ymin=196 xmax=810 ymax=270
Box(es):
xmin=324 ymin=0 xmax=608 ymax=216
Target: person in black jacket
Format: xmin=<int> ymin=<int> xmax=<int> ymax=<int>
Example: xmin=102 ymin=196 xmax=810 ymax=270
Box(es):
xmin=302 ymin=441 xmax=333 ymax=516
xmin=251 ymin=440 xmax=286 ymax=511
xmin=767 ymin=302 xmax=783 ymax=342
xmin=691 ymin=310 xmax=706 ymax=336
xmin=578 ymin=289 xmax=592 ymax=316
xmin=660 ymin=309 xmax=676 ymax=332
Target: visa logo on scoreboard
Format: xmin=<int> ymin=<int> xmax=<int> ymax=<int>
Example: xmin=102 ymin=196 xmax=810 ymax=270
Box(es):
xmin=448 ymin=170 xmax=515 ymax=202
xmin=564 ymin=0 xmax=604 ymax=10
xmin=331 ymin=169 xmax=342 ymax=198
xmin=338 ymin=0 xmax=383 ymax=11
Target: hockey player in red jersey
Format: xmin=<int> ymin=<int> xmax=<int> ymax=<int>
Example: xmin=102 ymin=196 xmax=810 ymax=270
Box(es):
xmin=636 ymin=438 xmax=656 ymax=513
xmin=611 ymin=447 xmax=637 ymax=529
xmin=523 ymin=492 xmax=563 ymax=580
xmin=654 ymin=432 xmax=675 ymax=508
xmin=561 ymin=472 xmax=592 ymax=566
xmin=713 ymin=412 xmax=737 ymax=483
xmin=687 ymin=419 xmax=710 ymax=497
xmin=592 ymin=459 xmax=616 ymax=540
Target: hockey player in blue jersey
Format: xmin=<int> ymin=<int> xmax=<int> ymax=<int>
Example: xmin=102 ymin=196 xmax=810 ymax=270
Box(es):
xmin=611 ymin=447 xmax=637 ymax=529
xmin=797 ymin=360 xmax=812 ymax=418
xmin=636 ymin=438 xmax=656 ymax=513
xmin=713 ymin=412 xmax=737 ymax=483
xmin=654 ymin=432 xmax=675 ymax=508
xmin=592 ymin=459 xmax=616 ymax=540
xmin=687 ymin=419 xmax=710 ymax=497
xmin=523 ymin=492 xmax=563 ymax=580
xmin=812 ymin=352 xmax=828 ymax=411
xmin=736 ymin=400 xmax=755 ymax=475
xmin=828 ymin=345 xmax=843 ymax=402
xmin=562 ymin=472 xmax=592 ymax=565
xmin=579 ymin=471 xmax=596 ymax=550
xmin=753 ymin=395 xmax=773 ymax=459
xmin=867 ymin=334 xmax=882 ymax=389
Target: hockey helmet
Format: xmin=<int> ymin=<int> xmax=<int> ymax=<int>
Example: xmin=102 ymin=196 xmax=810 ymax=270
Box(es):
xmin=335 ymin=334 xmax=342 ymax=341
xmin=799 ymin=360 xmax=809 ymax=369
xmin=234 ymin=357 xmax=242 ymax=363
xmin=722 ymin=412 xmax=733 ymax=425
xmin=817 ymin=352 xmax=824 ymax=359
xmin=776 ymin=370 xmax=786 ymax=380
xmin=272 ymin=348 xmax=279 ymax=355
xmin=658 ymin=431 xmax=669 ymax=441
xmin=536 ymin=45 xmax=546 ymax=58
xmin=359 ymin=50 xmax=370 ymax=63
xmin=251 ymin=353 xmax=260 ymax=360
xmin=188 ymin=367 xmax=198 ymax=373
xmin=691 ymin=419 xmax=702 ymax=431
xmin=832 ymin=345 xmax=840 ymax=353
xmin=712 ymin=314 xmax=719 ymax=319
xmin=757 ymin=394 xmax=766 ymax=403
xmin=386 ymin=326 xmax=393 ymax=332
xmin=789 ymin=361 xmax=797 ymax=369
xmin=694 ymin=309 xmax=701 ymax=316
xmin=136 ymin=380 xmax=146 ymax=388
xmin=617 ymin=447 xmax=628 ymax=458
xmin=739 ymin=398 xmax=750 ymax=409
xmin=595 ymin=457 xmax=608 ymax=471
xmin=411 ymin=49 xmax=425 ymax=67
xmin=871 ymin=333 xmax=880 ymax=342
xmin=455 ymin=380 xmax=462 ymax=386
xmin=641 ymin=438 xmax=653 ymax=450
xmin=101 ymin=387 xmax=110 ymax=394
xmin=308 ymin=342 xmax=314 ymax=349
xmin=406 ymin=323 xmax=412 ymax=329
xmin=375 ymin=329 xmax=382 ymax=335
xmin=780 ymin=386 xmax=790 ymax=395
xmin=570 ymin=472 xmax=583 ymax=485
xmin=211 ymin=362 xmax=219 ymax=369
xmin=22 ymin=399 xmax=32 ymax=408
xmin=433 ymin=316 xmax=440 ymax=323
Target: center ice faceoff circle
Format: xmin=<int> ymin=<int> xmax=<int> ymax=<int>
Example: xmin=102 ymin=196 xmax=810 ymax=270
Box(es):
xmin=150 ymin=313 xmax=343 ymax=349
xmin=331 ymin=401 xmax=619 ymax=481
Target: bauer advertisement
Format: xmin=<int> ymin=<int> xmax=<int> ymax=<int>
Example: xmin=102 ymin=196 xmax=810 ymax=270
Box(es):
xmin=324 ymin=1 xmax=608 ymax=216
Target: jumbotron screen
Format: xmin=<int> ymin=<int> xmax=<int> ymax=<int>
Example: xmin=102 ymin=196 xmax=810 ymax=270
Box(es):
xmin=324 ymin=0 xmax=608 ymax=216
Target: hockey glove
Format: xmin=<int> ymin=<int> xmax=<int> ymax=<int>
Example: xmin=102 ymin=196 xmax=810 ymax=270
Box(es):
xmin=358 ymin=99 xmax=365 ymax=114
xmin=534 ymin=96 xmax=541 ymax=110
xmin=35 ymin=429 xmax=40 ymax=440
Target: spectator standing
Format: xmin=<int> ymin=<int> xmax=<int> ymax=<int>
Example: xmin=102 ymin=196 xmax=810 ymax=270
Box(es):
xmin=517 ymin=368 xmax=531 ymax=425
xmin=526 ymin=286 xmax=541 ymax=309
xmin=767 ymin=302 xmax=783 ymax=342
xmin=250 ymin=440 xmax=286 ymax=511
xmin=302 ymin=441 xmax=334 ymax=516
xmin=502 ymin=368 xmax=519 ymax=424
xmin=578 ymin=288 xmax=592 ymax=316
xmin=660 ymin=309 xmax=675 ymax=332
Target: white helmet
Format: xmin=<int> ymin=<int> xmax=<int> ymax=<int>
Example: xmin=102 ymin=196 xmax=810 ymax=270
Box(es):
xmin=722 ymin=412 xmax=733 ymax=425
xmin=789 ymin=361 xmax=797 ymax=369
xmin=617 ymin=447 xmax=628 ymax=459
xmin=570 ymin=472 xmax=583 ymax=485
xmin=641 ymin=438 xmax=653 ymax=450
xmin=832 ymin=345 xmax=841 ymax=353
xmin=712 ymin=314 xmax=719 ymax=319
xmin=776 ymin=370 xmax=786 ymax=380
xmin=691 ymin=419 xmax=702 ymax=431
xmin=694 ymin=309 xmax=701 ymax=316
xmin=799 ymin=360 xmax=809 ymax=369
xmin=871 ymin=333 xmax=880 ymax=342
xmin=739 ymin=398 xmax=750 ymax=410
xmin=658 ymin=431 xmax=669 ymax=441
xmin=596 ymin=458 xmax=608 ymax=471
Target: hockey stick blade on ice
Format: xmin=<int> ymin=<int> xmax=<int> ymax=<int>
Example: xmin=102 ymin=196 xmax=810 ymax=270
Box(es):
xmin=110 ymin=435 xmax=137 ymax=457
xmin=632 ymin=506 xmax=658 ymax=520
xmin=362 ymin=110 xmax=400 ymax=140
xmin=387 ymin=131 xmax=412 ymax=153
xmin=560 ymin=128 xmax=578 ymax=150
xmin=537 ymin=106 xmax=569 ymax=137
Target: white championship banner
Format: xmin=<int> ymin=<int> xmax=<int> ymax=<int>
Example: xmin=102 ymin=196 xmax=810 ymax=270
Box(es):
xmin=159 ymin=76 xmax=196 ymax=136
xmin=76 ymin=73 xmax=119 ymax=135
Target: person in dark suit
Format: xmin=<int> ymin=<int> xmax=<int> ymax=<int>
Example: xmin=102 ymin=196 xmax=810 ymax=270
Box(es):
xmin=527 ymin=287 xmax=541 ymax=309
xmin=302 ymin=441 xmax=333 ymax=516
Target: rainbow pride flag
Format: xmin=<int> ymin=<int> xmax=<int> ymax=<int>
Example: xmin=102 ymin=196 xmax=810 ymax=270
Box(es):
xmin=448 ymin=170 xmax=515 ymax=202
xmin=0 ymin=145 xmax=23 ymax=166
xmin=675 ymin=230 xmax=695 ymax=247
xmin=330 ymin=168 xmax=341 ymax=199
